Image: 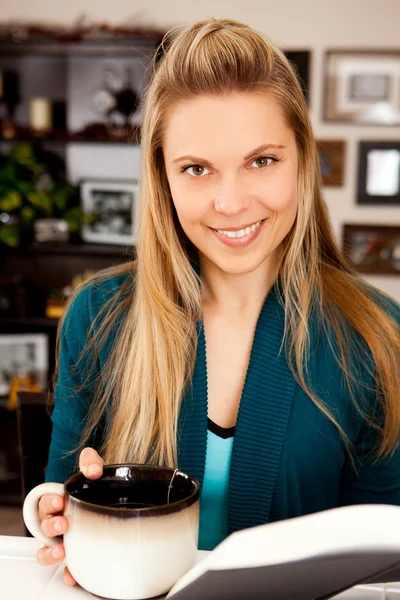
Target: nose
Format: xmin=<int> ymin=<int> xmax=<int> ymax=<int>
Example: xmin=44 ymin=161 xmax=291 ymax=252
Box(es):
xmin=214 ymin=177 xmax=251 ymax=216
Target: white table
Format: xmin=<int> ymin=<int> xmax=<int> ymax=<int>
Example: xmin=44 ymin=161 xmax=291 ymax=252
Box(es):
xmin=2 ymin=535 xmax=400 ymax=599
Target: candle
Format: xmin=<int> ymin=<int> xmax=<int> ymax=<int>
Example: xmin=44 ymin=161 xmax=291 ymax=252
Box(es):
xmin=30 ymin=97 xmax=52 ymax=133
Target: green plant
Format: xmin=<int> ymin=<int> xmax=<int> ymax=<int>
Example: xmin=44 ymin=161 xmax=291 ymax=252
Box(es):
xmin=0 ymin=144 xmax=94 ymax=246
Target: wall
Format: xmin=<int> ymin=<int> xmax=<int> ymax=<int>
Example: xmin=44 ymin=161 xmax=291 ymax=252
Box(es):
xmin=1 ymin=0 xmax=399 ymax=299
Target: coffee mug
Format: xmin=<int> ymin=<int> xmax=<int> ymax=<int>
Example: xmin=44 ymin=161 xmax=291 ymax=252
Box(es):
xmin=23 ymin=464 xmax=200 ymax=600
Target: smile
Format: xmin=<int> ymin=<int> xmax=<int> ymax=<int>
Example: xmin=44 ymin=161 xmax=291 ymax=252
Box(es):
xmin=215 ymin=220 xmax=264 ymax=239
xmin=210 ymin=218 xmax=267 ymax=248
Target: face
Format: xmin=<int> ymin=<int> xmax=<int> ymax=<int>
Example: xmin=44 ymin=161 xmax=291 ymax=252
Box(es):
xmin=162 ymin=92 xmax=298 ymax=277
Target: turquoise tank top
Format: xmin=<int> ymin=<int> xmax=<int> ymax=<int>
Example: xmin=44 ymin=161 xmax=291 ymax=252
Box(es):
xmin=198 ymin=419 xmax=235 ymax=551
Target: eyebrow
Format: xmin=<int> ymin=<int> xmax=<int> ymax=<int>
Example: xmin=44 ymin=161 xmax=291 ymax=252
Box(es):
xmin=172 ymin=143 xmax=287 ymax=165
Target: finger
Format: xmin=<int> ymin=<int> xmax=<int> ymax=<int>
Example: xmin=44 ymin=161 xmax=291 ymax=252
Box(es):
xmin=36 ymin=544 xmax=65 ymax=566
xmin=40 ymin=515 xmax=68 ymax=538
xmin=38 ymin=494 xmax=64 ymax=522
xmin=64 ymin=566 xmax=77 ymax=586
xmin=79 ymin=447 xmax=104 ymax=479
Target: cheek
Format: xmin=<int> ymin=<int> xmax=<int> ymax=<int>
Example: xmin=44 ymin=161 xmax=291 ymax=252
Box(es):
xmin=168 ymin=180 xmax=209 ymax=225
xmin=259 ymin=172 xmax=298 ymax=215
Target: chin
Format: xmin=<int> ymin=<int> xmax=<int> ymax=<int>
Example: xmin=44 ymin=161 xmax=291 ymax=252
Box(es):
xmin=208 ymin=253 xmax=271 ymax=276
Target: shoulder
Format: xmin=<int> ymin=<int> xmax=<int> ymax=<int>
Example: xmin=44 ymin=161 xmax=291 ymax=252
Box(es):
xmin=366 ymin=285 xmax=400 ymax=325
xmin=310 ymin=283 xmax=399 ymax=356
xmin=308 ymin=283 xmax=399 ymax=403
xmin=61 ymin=268 xmax=133 ymax=349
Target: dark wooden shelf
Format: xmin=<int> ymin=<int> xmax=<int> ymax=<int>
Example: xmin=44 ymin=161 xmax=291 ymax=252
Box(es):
xmin=0 ymin=31 xmax=152 ymax=505
xmin=0 ymin=317 xmax=59 ymax=327
xmin=7 ymin=242 xmax=134 ymax=257
xmin=0 ymin=36 xmax=162 ymax=57
xmin=0 ymin=134 xmax=140 ymax=145
xmin=0 ymin=493 xmax=22 ymax=506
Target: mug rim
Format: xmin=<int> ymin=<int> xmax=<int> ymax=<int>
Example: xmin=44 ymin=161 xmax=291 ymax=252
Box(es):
xmin=64 ymin=463 xmax=200 ymax=515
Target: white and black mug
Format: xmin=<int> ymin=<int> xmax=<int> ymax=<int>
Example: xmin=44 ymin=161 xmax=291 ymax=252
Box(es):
xmin=23 ymin=464 xmax=200 ymax=600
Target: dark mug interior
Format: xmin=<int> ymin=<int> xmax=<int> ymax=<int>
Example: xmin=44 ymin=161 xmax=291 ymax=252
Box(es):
xmin=65 ymin=464 xmax=199 ymax=514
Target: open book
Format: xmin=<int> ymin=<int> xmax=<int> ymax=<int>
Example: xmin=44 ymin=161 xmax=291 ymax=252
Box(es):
xmin=166 ymin=504 xmax=400 ymax=600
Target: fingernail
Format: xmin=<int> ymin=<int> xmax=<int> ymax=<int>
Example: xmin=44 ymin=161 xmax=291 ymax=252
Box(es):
xmin=52 ymin=547 xmax=61 ymax=559
xmin=88 ymin=464 xmax=101 ymax=476
xmin=54 ymin=519 xmax=62 ymax=533
xmin=52 ymin=498 xmax=61 ymax=509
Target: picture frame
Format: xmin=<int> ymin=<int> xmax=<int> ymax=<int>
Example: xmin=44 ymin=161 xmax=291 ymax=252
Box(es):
xmin=316 ymin=139 xmax=346 ymax=186
xmin=342 ymin=224 xmax=400 ymax=275
xmin=80 ymin=179 xmax=138 ymax=245
xmin=323 ymin=50 xmax=400 ymax=124
xmin=0 ymin=333 xmax=48 ymax=396
xmin=284 ymin=50 xmax=311 ymax=105
xmin=357 ymin=141 xmax=400 ymax=205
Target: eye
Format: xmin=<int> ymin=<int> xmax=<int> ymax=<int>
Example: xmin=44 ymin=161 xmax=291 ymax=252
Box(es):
xmin=251 ymin=156 xmax=277 ymax=169
xmin=182 ymin=165 xmax=211 ymax=177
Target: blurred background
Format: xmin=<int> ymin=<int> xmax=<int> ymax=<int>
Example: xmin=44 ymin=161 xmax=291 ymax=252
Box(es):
xmin=0 ymin=0 xmax=399 ymax=534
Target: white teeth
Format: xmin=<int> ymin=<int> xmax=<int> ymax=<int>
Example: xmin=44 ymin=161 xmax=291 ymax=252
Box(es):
xmin=217 ymin=220 xmax=263 ymax=239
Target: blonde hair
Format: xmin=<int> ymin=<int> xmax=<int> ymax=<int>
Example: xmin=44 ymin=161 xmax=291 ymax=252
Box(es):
xmin=56 ymin=18 xmax=400 ymax=468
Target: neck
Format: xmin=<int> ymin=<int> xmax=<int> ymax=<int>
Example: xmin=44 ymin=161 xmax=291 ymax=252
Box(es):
xmin=199 ymin=252 xmax=281 ymax=318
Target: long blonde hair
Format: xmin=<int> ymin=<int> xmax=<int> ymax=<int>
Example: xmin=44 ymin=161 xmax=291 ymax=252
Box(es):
xmin=56 ymin=18 xmax=400 ymax=467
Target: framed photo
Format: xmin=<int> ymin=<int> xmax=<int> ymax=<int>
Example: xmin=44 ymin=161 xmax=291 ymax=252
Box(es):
xmin=80 ymin=179 xmax=138 ymax=245
xmin=343 ymin=224 xmax=400 ymax=275
xmin=316 ymin=139 xmax=346 ymax=186
xmin=357 ymin=141 xmax=400 ymax=205
xmin=323 ymin=50 xmax=400 ymax=124
xmin=284 ymin=50 xmax=311 ymax=105
xmin=0 ymin=334 xmax=48 ymax=396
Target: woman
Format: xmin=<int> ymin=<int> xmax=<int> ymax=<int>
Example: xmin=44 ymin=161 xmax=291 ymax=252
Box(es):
xmin=36 ymin=18 xmax=400 ymax=585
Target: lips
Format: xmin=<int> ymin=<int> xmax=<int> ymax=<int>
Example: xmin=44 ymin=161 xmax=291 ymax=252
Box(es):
xmin=210 ymin=217 xmax=267 ymax=248
xmin=211 ymin=219 xmax=265 ymax=232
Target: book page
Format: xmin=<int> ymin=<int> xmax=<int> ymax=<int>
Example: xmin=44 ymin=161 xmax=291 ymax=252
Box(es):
xmin=168 ymin=505 xmax=400 ymax=599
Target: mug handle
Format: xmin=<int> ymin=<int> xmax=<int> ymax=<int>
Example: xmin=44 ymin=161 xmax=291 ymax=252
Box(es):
xmin=23 ymin=482 xmax=65 ymax=547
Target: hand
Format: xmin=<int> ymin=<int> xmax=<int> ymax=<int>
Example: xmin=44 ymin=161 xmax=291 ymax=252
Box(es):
xmin=35 ymin=447 xmax=104 ymax=585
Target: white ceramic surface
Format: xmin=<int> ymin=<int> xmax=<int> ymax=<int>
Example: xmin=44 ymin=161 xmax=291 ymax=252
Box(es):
xmin=2 ymin=535 xmax=400 ymax=599
xmin=0 ymin=536 xmax=210 ymax=600
xmin=64 ymin=498 xmax=199 ymax=599
xmin=23 ymin=480 xmax=200 ymax=600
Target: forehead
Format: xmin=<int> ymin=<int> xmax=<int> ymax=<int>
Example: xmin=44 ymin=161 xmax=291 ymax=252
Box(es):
xmin=162 ymin=92 xmax=295 ymax=156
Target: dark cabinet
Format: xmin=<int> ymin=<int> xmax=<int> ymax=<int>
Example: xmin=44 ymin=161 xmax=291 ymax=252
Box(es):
xmin=0 ymin=30 xmax=158 ymax=504
xmin=0 ymin=242 xmax=132 ymax=503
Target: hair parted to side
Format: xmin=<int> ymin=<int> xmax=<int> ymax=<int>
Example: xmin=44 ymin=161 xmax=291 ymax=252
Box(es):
xmin=55 ymin=18 xmax=400 ymax=469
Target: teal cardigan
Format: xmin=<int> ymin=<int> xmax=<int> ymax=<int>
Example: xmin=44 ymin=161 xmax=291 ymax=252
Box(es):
xmin=46 ymin=271 xmax=400 ymax=535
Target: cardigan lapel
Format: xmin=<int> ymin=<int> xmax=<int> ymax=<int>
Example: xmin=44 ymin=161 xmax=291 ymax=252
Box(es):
xmin=178 ymin=261 xmax=296 ymax=533
xmin=227 ymin=286 xmax=296 ymax=533
xmin=177 ymin=319 xmax=208 ymax=488
xmin=177 ymin=258 xmax=208 ymax=486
